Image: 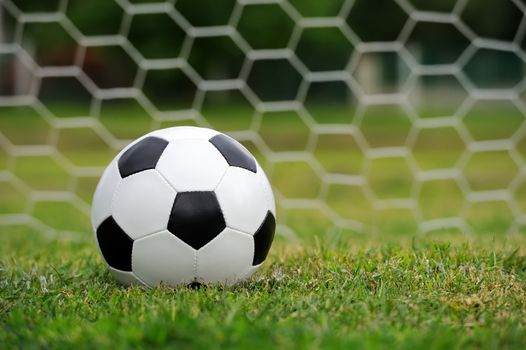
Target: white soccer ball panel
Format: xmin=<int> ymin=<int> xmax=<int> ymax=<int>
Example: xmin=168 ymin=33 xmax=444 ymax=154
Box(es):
xmin=132 ymin=230 xmax=196 ymax=286
xmin=109 ymin=267 xmax=147 ymax=287
xmin=256 ymin=162 xmax=276 ymax=216
xmin=156 ymin=139 xmax=228 ymax=191
xmin=91 ymin=131 xmax=165 ymax=230
xmin=241 ymin=264 xmax=261 ymax=281
xmin=147 ymin=126 xmax=220 ymax=142
xmin=91 ymin=160 xmax=121 ymax=229
xmin=215 ymin=166 xmax=273 ymax=234
xmin=196 ymin=228 xmax=254 ymax=285
xmin=112 ymin=169 xmax=176 ymax=239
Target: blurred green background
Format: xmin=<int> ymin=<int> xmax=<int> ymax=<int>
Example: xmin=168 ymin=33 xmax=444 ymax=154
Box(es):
xmin=0 ymin=0 xmax=525 ymax=243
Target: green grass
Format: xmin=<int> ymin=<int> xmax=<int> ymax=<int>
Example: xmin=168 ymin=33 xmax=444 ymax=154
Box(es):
xmin=1 ymin=230 xmax=526 ymax=349
xmin=1 ymin=104 xmax=526 ymax=348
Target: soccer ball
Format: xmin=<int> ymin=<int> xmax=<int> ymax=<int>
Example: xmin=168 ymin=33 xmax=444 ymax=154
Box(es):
xmin=91 ymin=126 xmax=276 ymax=287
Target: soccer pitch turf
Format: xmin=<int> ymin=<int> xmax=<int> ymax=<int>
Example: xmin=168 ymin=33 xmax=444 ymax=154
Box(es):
xmin=1 ymin=232 xmax=525 ymax=349
xmin=1 ymin=107 xmax=526 ymax=348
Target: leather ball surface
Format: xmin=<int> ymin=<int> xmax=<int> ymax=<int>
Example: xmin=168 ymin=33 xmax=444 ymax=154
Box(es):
xmin=91 ymin=127 xmax=276 ymax=287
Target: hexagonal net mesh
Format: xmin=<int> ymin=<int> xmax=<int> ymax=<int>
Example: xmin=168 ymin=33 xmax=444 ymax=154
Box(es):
xmin=0 ymin=0 xmax=525 ymax=242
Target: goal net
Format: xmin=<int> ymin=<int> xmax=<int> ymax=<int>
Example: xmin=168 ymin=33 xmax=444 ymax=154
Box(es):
xmin=1 ymin=0 xmax=525 ymax=241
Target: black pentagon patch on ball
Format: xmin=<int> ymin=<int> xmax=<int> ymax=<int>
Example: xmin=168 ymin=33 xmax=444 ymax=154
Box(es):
xmin=96 ymin=216 xmax=133 ymax=271
xmin=209 ymin=134 xmax=257 ymax=173
xmin=118 ymin=136 xmax=169 ymax=178
xmin=168 ymin=191 xmax=226 ymax=250
xmin=252 ymin=211 xmax=276 ymax=266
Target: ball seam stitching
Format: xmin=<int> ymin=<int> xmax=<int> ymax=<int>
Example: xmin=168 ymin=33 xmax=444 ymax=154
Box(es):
xmin=193 ymin=250 xmax=198 ymax=283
